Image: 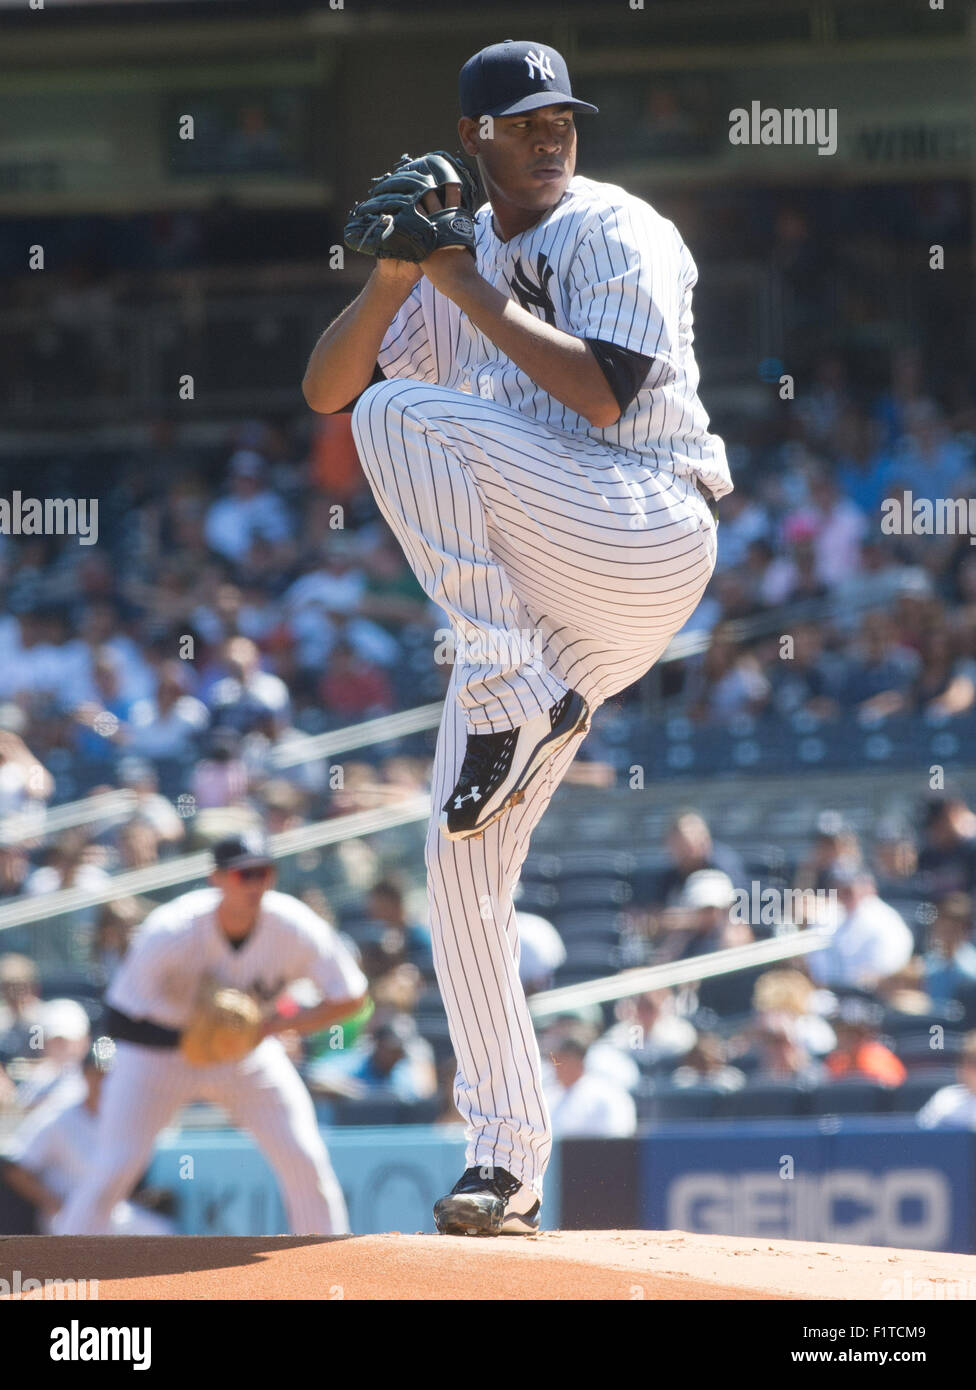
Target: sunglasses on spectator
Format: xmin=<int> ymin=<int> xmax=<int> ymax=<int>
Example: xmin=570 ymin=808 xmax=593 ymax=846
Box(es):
xmin=231 ymin=865 xmax=273 ymax=882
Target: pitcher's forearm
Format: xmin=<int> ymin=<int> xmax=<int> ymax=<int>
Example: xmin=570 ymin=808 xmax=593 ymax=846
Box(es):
xmin=302 ymin=270 xmax=417 ymax=413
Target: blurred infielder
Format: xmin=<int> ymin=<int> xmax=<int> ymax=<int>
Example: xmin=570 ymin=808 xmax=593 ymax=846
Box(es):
xmin=55 ymin=831 xmax=368 ymax=1235
xmin=304 ymin=40 xmax=731 ymax=1234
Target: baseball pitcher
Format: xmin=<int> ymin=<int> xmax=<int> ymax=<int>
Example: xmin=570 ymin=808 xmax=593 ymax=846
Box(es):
xmin=55 ymin=831 xmax=368 ymax=1235
xmin=303 ymin=39 xmax=731 ymax=1235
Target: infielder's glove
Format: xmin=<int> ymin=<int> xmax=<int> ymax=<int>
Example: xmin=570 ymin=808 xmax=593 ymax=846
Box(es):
xmin=343 ymin=151 xmax=478 ymax=262
xmin=179 ymin=982 xmax=264 ymax=1067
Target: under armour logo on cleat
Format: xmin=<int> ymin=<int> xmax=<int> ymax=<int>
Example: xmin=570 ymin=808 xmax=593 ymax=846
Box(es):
xmin=454 ymin=787 xmax=482 ymax=808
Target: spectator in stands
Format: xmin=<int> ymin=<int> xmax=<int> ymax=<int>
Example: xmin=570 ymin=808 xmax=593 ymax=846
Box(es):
xmin=2 ymin=1037 xmax=175 ymax=1234
xmin=840 ymin=611 xmax=921 ymax=719
xmin=751 ymin=969 xmax=836 ymax=1056
xmin=834 ymin=405 xmax=889 ymax=515
xmin=880 ymin=398 xmax=973 ymax=508
xmin=357 ymin=531 xmax=431 ymax=632
xmin=515 ymin=911 xmax=567 ymax=996
xmin=191 ymin=727 xmax=250 ymax=809
xmin=538 ymin=1008 xmax=639 ymax=1094
xmin=359 ymin=878 xmax=433 ymax=980
xmin=115 ymin=757 xmax=185 ymax=847
xmin=767 ymin=623 xmax=844 ymax=721
xmin=70 ymin=649 xmax=136 ymax=774
xmin=0 ymin=727 xmax=54 ymax=816
xmin=688 ymin=625 xmax=771 ymax=724
xmin=807 ymin=861 xmax=914 ymax=991
xmin=319 ymin=640 xmax=394 ymax=720
xmin=918 ymin=893 xmax=976 ymax=1009
xmin=873 ymin=345 xmax=926 ymax=447
xmin=204 ymin=450 xmax=293 ymax=568
xmin=917 ymin=793 xmax=976 ymax=897
xmin=207 ymin=636 xmax=290 ymax=736
xmin=804 ymin=469 xmax=868 ymax=590
xmin=916 ymin=1032 xmax=976 ymax=1129
xmin=659 ymin=868 xmax=748 ymax=964
xmin=283 ymin=534 xmax=399 ymax=675
xmin=0 ymin=845 xmax=30 ymax=904
xmin=740 ymin=1013 xmax=825 ymax=1086
xmin=670 ymin=869 xmax=758 ymax=1015
xmin=0 ymin=954 xmax=44 ymax=1063
xmin=307 ymin=1014 xmax=435 ymax=1104
xmin=76 ymin=602 xmax=154 ymax=705
xmin=757 ymin=516 xmax=829 ymax=607
xmin=91 ymin=898 xmax=149 ymax=985
xmin=794 ymin=811 xmax=863 ymax=893
xmin=14 ymin=998 xmax=90 ymax=1112
xmin=656 ymin=810 xmax=745 ymax=905
xmin=671 ymin=1032 xmax=746 ymax=1092
xmin=114 ymin=818 xmax=161 ymax=872
xmin=824 ymin=999 xmax=906 ymax=1087
xmin=713 ymin=485 xmax=769 ymax=571
xmin=125 ymin=661 xmax=209 ymax=764
xmin=600 ymin=989 xmax=697 ymax=1071
xmin=912 ymin=626 xmax=976 ymax=719
xmin=871 ymin=816 xmax=919 ymax=887
xmin=24 ymin=827 xmax=111 ymax=900
xmin=544 ymin=1031 xmax=636 ymax=1137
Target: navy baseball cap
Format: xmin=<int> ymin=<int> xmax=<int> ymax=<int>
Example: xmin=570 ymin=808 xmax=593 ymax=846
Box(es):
xmin=459 ymin=40 xmax=598 ymax=120
xmin=212 ymin=829 xmax=274 ymax=871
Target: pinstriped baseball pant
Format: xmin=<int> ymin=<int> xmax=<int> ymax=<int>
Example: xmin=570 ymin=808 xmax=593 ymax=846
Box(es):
xmin=54 ymin=1038 xmax=349 ymax=1235
xmin=352 ymin=379 xmax=717 ymax=1191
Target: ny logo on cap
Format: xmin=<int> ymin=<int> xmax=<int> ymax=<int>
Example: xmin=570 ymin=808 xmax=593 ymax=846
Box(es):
xmin=525 ymin=49 xmax=555 ymax=83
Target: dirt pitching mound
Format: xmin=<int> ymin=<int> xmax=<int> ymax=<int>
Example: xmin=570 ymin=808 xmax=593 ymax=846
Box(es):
xmin=3 ymin=1231 xmax=975 ymax=1300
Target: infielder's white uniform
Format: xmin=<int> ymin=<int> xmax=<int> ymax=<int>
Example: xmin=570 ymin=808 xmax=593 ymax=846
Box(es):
xmin=55 ymin=888 xmax=368 ymax=1235
xmin=5 ymin=1098 xmax=173 ymax=1236
xmin=350 ymin=175 xmax=731 ymax=1194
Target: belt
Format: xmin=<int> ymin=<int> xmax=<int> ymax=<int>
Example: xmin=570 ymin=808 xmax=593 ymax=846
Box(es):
xmin=695 ymin=477 xmax=720 ymax=524
xmin=102 ymin=1004 xmax=181 ymax=1049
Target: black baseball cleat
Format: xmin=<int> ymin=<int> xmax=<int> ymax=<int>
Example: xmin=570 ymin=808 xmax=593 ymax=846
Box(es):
xmin=440 ymin=690 xmax=590 ymax=841
xmin=433 ymin=1166 xmax=541 ymax=1237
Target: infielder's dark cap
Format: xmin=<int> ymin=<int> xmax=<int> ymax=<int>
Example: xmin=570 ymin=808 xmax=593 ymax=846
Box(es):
xmin=212 ymin=829 xmax=274 ymax=871
xmin=459 ymin=40 xmax=598 ymax=119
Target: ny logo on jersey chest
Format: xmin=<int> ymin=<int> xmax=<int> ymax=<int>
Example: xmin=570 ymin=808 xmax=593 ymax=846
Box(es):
xmin=508 ymin=253 xmax=556 ymax=326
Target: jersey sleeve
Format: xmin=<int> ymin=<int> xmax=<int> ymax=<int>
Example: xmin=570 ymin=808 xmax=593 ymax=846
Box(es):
xmin=568 ymin=202 xmax=690 ymax=384
xmin=286 ymin=901 xmax=369 ymax=1003
xmin=104 ymin=913 xmax=185 ymax=1021
xmin=376 ymin=280 xmax=438 ymax=384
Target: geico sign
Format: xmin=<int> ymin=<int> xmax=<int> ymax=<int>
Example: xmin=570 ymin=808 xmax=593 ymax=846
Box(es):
xmin=666 ymin=1169 xmax=950 ymax=1247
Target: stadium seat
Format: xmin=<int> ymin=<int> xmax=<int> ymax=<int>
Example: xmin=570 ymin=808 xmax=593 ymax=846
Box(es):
xmin=885 ymin=1069 xmax=958 ymax=1114
xmin=893 ymin=1028 xmax=967 ymax=1061
xmin=637 ymin=1084 xmax=722 ymax=1122
xmin=882 ymin=1006 xmax=966 ymax=1037
xmin=808 ymin=1081 xmax=891 ymax=1115
xmin=716 ymin=1083 xmax=810 ymax=1118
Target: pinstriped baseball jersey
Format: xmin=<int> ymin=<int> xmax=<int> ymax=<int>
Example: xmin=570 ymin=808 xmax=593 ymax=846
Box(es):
xmin=106 ymin=888 xmax=367 ymax=1029
xmin=377 ymin=174 xmax=732 ymax=499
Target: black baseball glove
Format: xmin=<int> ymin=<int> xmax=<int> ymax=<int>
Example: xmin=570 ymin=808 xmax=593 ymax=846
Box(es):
xmin=343 ymin=150 xmax=479 ymax=262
